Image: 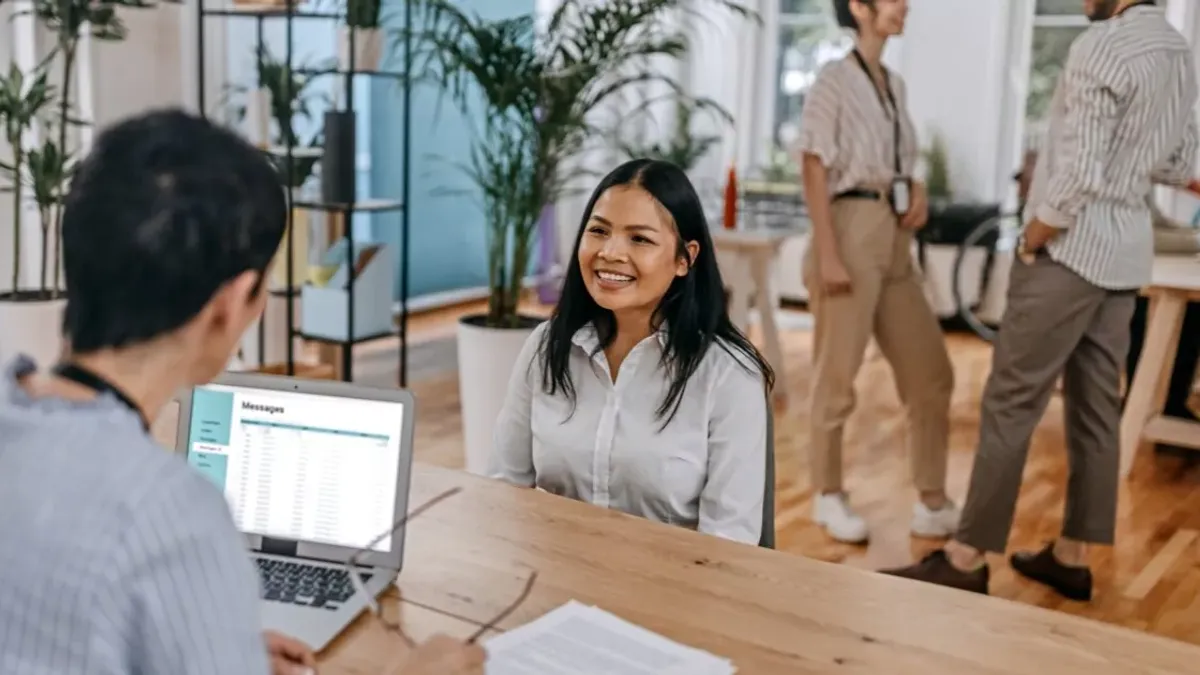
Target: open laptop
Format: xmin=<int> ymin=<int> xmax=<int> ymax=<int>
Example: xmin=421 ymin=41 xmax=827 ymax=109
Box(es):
xmin=175 ymin=372 xmax=415 ymax=651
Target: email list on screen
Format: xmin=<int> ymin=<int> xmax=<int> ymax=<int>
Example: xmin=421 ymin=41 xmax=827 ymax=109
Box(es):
xmin=185 ymin=385 xmax=404 ymax=553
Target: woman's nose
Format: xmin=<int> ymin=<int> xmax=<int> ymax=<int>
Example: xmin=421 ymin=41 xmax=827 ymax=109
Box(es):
xmin=598 ymin=238 xmax=628 ymax=260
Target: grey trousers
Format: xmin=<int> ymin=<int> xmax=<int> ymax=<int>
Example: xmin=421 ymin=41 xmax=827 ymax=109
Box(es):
xmin=956 ymin=253 xmax=1135 ymax=554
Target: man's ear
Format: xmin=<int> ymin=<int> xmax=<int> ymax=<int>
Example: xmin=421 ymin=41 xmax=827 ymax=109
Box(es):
xmin=208 ymin=270 xmax=262 ymax=330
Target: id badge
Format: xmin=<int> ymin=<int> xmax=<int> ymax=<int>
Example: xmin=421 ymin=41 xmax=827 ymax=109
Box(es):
xmin=890 ymin=178 xmax=911 ymax=216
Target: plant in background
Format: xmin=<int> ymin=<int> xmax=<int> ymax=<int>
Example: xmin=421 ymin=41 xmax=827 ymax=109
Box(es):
xmin=25 ymin=136 xmax=71 ymax=296
xmin=226 ymin=47 xmax=334 ymax=189
xmin=24 ymin=0 xmax=180 ymax=298
xmin=409 ymin=0 xmax=753 ymax=328
xmin=459 ymin=116 xmax=543 ymax=324
xmin=614 ymin=96 xmax=731 ymax=172
xmin=924 ymin=132 xmax=952 ymax=201
xmin=760 ymin=147 xmax=798 ymax=184
xmin=0 ymin=63 xmax=54 ymax=297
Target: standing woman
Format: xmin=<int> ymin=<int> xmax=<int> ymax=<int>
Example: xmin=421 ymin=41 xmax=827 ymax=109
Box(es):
xmin=795 ymin=0 xmax=957 ymax=544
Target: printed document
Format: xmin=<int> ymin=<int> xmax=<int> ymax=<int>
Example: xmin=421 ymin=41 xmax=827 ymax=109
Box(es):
xmin=484 ymin=601 xmax=735 ymax=675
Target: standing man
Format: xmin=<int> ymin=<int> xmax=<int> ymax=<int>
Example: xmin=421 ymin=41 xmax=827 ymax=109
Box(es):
xmin=883 ymin=0 xmax=1198 ymax=600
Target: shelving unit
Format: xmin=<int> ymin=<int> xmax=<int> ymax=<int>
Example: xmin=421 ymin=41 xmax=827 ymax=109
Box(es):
xmin=195 ymin=0 xmax=413 ymax=386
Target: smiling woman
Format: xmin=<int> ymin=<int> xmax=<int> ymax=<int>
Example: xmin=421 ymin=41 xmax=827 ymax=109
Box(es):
xmin=488 ymin=159 xmax=775 ymax=544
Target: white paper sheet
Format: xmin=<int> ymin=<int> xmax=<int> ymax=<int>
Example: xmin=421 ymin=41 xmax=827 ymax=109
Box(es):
xmin=483 ymin=601 xmax=735 ymax=675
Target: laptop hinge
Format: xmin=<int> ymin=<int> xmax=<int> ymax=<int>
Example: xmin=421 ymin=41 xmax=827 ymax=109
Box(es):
xmin=261 ymin=537 xmax=299 ymax=557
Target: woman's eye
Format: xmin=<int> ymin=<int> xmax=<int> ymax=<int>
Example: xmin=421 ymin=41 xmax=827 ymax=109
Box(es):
xmin=632 ymin=235 xmax=653 ymax=244
xmin=587 ymin=226 xmax=607 ymax=235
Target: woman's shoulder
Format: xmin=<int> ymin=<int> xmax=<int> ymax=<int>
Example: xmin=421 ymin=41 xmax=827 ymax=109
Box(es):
xmin=702 ymin=337 xmax=767 ymax=390
xmin=814 ymin=54 xmax=855 ymax=83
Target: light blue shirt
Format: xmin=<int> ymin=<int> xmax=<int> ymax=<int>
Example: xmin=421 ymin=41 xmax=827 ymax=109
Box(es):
xmin=0 ymin=356 xmax=270 ymax=674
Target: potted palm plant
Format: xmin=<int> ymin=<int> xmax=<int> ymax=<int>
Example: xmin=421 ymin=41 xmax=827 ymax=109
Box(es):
xmin=0 ymin=0 xmax=178 ymax=365
xmin=341 ymin=0 xmax=385 ymax=72
xmin=409 ymin=0 xmax=751 ymax=472
xmin=0 ymin=64 xmax=53 ymax=299
xmin=0 ymin=63 xmax=56 ymax=366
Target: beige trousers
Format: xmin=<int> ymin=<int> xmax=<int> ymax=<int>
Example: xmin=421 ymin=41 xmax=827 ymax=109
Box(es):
xmin=803 ymin=197 xmax=954 ymax=494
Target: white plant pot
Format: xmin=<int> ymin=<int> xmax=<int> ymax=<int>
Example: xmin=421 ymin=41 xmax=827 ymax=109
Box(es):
xmin=0 ymin=297 xmax=67 ymax=367
xmin=456 ymin=316 xmax=541 ymax=475
xmin=338 ymin=27 xmax=383 ymax=72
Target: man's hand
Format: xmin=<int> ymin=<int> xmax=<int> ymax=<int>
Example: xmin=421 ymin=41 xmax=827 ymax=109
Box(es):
xmin=1186 ymin=178 xmax=1200 ymax=197
xmin=900 ymin=181 xmax=929 ymax=230
xmin=1020 ymin=218 xmax=1060 ymax=256
xmin=393 ymin=635 xmax=486 ymax=675
xmin=265 ymin=631 xmax=317 ymax=675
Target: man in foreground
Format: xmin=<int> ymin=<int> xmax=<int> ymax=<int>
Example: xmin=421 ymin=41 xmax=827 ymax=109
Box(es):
xmin=883 ymin=0 xmax=1198 ymax=599
xmin=0 ymin=109 xmax=483 ymax=674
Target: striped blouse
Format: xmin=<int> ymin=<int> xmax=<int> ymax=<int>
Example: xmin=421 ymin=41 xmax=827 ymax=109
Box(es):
xmin=1025 ymin=3 xmax=1198 ymax=290
xmin=794 ymin=52 xmax=920 ymax=196
xmin=0 ymin=356 xmax=270 ymax=675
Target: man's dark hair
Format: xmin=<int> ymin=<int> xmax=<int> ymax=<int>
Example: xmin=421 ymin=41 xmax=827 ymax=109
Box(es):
xmin=62 ymin=108 xmax=287 ymax=353
xmin=833 ymin=0 xmax=870 ymax=31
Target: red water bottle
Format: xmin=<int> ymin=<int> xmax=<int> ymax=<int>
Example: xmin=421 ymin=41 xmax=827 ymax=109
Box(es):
xmin=722 ymin=164 xmax=738 ymax=230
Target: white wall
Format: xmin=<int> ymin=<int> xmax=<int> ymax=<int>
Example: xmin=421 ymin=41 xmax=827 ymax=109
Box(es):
xmin=895 ymin=0 xmax=1020 ymax=206
xmin=88 ymin=5 xmax=188 ymax=130
xmin=1160 ymin=0 xmax=1200 ymax=223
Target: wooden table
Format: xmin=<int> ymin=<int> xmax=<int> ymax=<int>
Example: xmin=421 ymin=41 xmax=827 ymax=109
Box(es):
xmin=318 ymin=464 xmax=1200 ymax=675
xmin=712 ymin=227 xmax=804 ymax=395
xmin=1120 ymin=255 xmax=1200 ymax=478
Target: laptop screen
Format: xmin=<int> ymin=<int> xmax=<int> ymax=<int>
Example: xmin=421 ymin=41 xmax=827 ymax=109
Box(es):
xmin=184 ymin=383 xmax=405 ymax=553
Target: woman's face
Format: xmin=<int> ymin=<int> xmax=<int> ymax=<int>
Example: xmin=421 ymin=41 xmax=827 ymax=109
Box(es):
xmin=853 ymin=0 xmax=909 ymax=37
xmin=577 ymin=184 xmax=698 ymax=318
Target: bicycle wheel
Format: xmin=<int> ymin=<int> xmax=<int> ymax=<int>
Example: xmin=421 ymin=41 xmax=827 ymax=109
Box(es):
xmin=951 ymin=216 xmax=1004 ymax=342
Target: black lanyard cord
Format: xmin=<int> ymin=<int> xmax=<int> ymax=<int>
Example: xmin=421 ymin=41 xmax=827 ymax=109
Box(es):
xmin=52 ymin=362 xmax=150 ymax=432
xmin=851 ymin=49 xmax=902 ymax=176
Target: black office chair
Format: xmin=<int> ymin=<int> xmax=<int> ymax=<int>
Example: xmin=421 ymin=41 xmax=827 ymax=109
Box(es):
xmin=758 ymin=402 xmax=776 ymax=550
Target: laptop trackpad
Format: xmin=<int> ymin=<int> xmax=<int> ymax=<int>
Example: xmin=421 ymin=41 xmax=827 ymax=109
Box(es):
xmin=261 ymin=599 xmax=351 ymax=652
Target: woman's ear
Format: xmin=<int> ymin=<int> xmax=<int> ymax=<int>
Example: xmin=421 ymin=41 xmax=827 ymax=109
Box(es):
xmin=676 ymin=241 xmax=700 ymax=277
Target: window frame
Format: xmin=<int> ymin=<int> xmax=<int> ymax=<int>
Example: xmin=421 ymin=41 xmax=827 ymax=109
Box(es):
xmin=757 ymin=3 xmax=853 ymax=177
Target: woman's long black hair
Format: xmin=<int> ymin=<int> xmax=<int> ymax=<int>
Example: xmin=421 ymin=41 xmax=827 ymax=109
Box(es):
xmin=539 ymin=158 xmax=775 ymax=427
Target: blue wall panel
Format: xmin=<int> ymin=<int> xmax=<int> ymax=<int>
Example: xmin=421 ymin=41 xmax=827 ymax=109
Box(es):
xmin=371 ymin=0 xmax=535 ymax=300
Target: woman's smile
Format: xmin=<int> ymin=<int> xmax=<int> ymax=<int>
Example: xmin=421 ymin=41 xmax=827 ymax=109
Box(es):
xmin=594 ymin=269 xmax=637 ymax=290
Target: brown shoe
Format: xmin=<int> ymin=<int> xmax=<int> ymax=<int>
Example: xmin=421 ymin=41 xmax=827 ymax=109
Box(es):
xmin=880 ymin=550 xmax=989 ymax=594
xmin=1009 ymin=543 xmax=1092 ymax=601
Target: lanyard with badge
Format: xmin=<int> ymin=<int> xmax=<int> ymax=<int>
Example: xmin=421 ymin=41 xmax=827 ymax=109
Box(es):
xmin=53 ymin=362 xmax=151 ymax=432
xmin=850 ymin=49 xmax=910 ymax=217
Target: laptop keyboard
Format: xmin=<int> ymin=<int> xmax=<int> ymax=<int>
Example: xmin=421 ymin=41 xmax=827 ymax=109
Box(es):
xmin=256 ymin=558 xmax=372 ymax=610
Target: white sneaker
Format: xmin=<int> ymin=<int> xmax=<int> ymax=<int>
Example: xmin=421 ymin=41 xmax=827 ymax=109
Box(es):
xmin=911 ymin=500 xmax=961 ymax=538
xmin=813 ymin=493 xmax=869 ymax=544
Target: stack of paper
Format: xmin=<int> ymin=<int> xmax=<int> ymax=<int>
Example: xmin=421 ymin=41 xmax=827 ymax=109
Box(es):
xmin=483 ymin=601 xmax=735 ymax=674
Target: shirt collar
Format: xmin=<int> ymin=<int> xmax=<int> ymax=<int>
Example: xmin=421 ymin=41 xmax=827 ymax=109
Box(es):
xmin=570 ymin=321 xmax=669 ymax=354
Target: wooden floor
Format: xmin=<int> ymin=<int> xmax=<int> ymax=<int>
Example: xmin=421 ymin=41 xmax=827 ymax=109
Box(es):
xmin=351 ymin=300 xmax=1200 ymax=646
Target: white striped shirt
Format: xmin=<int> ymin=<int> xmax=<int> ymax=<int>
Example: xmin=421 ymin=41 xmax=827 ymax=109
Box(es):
xmin=1025 ymin=4 xmax=1199 ymax=290
xmin=0 ymin=356 xmax=270 ymax=675
xmin=795 ymin=52 xmax=920 ymax=195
